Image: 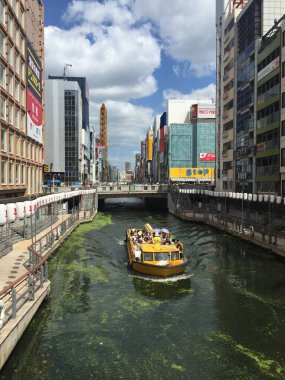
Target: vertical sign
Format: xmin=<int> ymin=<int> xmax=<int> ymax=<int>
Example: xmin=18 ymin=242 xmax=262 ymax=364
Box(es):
xmin=26 ymin=41 xmax=43 ymax=144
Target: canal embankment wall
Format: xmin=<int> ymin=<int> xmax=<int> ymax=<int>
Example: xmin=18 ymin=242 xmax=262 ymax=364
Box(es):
xmin=168 ymin=190 xmax=285 ymax=259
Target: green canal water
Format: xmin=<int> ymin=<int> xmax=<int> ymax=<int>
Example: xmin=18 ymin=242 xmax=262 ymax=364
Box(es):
xmin=1 ymin=199 xmax=285 ymax=380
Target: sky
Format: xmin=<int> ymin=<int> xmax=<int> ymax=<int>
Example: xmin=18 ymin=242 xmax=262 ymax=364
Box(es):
xmin=44 ymin=0 xmax=216 ymax=169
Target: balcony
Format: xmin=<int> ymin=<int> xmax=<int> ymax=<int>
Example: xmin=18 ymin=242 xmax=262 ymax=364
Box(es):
xmin=256 ymin=139 xmax=279 ymax=153
xmin=222 ymin=111 xmax=229 ymax=119
xmin=257 ymin=111 xmax=279 ymax=131
xmin=235 ymin=146 xmax=252 ymax=158
xmin=223 ymin=72 xmax=229 ymax=82
xmin=257 ymin=84 xmax=279 ymax=106
xmin=256 ymin=165 xmax=279 ymax=177
xmin=237 ymin=172 xmax=253 ymax=180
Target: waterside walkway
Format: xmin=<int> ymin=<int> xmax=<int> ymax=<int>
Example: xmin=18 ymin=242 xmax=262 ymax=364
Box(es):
xmin=0 ymin=209 xmax=96 ymax=369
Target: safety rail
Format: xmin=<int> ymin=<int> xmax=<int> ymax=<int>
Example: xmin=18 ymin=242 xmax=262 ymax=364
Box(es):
xmin=0 ymin=210 xmax=86 ymax=330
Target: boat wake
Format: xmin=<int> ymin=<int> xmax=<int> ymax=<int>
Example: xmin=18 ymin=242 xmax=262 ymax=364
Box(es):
xmin=114 ymin=238 xmax=126 ymax=245
xmin=131 ymin=273 xmax=194 ymax=283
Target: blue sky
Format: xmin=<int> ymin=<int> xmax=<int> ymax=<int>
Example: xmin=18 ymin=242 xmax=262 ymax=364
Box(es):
xmin=44 ymin=0 xmax=216 ymax=169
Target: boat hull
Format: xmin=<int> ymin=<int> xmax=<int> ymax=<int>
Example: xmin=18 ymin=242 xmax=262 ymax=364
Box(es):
xmin=131 ymin=260 xmax=188 ymax=277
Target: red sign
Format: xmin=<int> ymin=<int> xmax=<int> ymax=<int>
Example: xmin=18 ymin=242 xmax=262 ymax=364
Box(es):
xmin=200 ymin=152 xmax=215 ymax=161
xmin=27 ymin=88 xmax=42 ymax=143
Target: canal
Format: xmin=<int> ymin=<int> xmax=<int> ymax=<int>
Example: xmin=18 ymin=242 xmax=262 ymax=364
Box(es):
xmin=1 ymin=199 xmax=285 ymax=379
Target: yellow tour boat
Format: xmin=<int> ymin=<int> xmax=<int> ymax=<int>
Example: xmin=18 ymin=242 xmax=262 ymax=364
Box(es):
xmin=126 ymin=223 xmax=188 ymax=277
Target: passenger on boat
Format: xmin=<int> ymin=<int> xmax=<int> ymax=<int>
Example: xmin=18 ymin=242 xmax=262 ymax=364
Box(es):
xmin=153 ymin=233 xmax=161 ymax=245
xmin=134 ymin=244 xmax=141 ymax=261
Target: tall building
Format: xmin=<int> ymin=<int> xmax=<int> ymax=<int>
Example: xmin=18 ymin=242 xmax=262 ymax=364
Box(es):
xmin=0 ymin=0 xmax=45 ymax=198
xmin=99 ymin=103 xmax=109 ymax=182
xmin=49 ymin=75 xmax=90 ymax=184
xmin=216 ymin=0 xmax=285 ymax=194
xmin=125 ymin=161 xmax=131 ymax=172
xmin=45 ymin=78 xmax=83 ymax=185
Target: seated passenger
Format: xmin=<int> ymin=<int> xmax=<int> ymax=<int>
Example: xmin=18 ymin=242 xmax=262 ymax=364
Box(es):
xmin=153 ymin=233 xmax=161 ymax=245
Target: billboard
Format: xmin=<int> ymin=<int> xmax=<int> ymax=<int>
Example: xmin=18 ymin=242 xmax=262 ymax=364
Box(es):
xmin=26 ymin=41 xmax=42 ymax=144
xmin=190 ymin=104 xmax=216 ymax=120
xmin=169 ymin=167 xmax=214 ymax=180
xmin=200 ymin=152 xmax=216 ymax=161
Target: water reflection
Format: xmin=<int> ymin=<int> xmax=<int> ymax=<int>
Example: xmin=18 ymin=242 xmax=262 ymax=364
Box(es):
xmin=132 ymin=273 xmax=193 ymax=300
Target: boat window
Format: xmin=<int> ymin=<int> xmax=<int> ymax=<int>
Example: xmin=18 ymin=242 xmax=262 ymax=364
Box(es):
xmin=154 ymin=252 xmax=169 ymax=261
xmin=170 ymin=251 xmax=180 ymax=261
xmin=143 ymin=252 xmax=153 ymax=261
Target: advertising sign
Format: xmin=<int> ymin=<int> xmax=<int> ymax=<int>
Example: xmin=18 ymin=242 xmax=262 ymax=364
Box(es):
xmin=26 ymin=41 xmax=42 ymax=144
xmin=200 ymin=152 xmax=216 ymax=161
xmin=169 ymin=167 xmax=214 ymax=180
xmin=190 ymin=104 xmax=215 ymax=120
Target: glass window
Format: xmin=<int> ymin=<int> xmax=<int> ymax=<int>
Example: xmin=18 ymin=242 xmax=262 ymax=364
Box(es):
xmin=20 ymin=33 xmax=24 ymax=54
xmin=20 ymin=86 xmax=25 ymax=106
xmin=143 ymin=252 xmax=153 ymax=261
xmin=154 ymin=252 xmax=169 ymax=261
xmin=9 ymin=131 xmax=13 ymax=153
xmin=9 ymin=161 xmax=13 ymax=184
xmin=21 ymin=163 xmax=24 ymax=183
xmin=15 ymin=79 xmax=19 ymax=101
xmin=0 ymin=1 xmax=4 ymax=24
xmin=8 ymin=43 xmax=13 ymax=66
xmin=1 ymin=127 xmax=6 ymax=150
xmin=0 ymin=95 xmax=6 ymax=120
xmin=16 ymin=162 xmax=19 ymax=184
xmin=1 ymin=160 xmax=6 ymax=184
xmin=21 ymin=110 xmax=25 ymax=131
xmin=15 ymin=107 xmax=19 ymax=128
xmin=8 ymin=73 xmax=13 ymax=95
xmin=7 ymin=13 xmax=12 ymax=36
xmin=8 ymin=102 xmax=13 ymax=125
xmin=26 ymin=142 xmax=29 ymax=159
xmin=21 ymin=138 xmax=24 ymax=157
xmin=20 ymin=6 xmax=24 ymax=27
xmin=0 ymin=31 xmax=4 ymax=56
xmin=0 ymin=63 xmax=5 ymax=87
xmin=16 ymin=136 xmax=19 ymax=155
xmin=15 ymin=52 xmax=19 ymax=73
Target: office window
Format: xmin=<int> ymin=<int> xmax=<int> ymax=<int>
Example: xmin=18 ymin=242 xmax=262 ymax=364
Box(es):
xmin=0 ymin=63 xmax=5 ymax=87
xmin=9 ymin=161 xmax=13 ymax=184
xmin=15 ymin=52 xmax=19 ymax=73
xmin=0 ymin=1 xmax=4 ymax=25
xmin=20 ymin=33 xmax=24 ymax=54
xmin=26 ymin=141 xmax=29 ymax=159
xmin=20 ymin=110 xmax=25 ymax=131
xmin=21 ymin=138 xmax=24 ymax=157
xmin=7 ymin=13 xmax=12 ymax=36
xmin=16 ymin=136 xmax=20 ymax=155
xmin=16 ymin=162 xmax=19 ymax=184
xmin=1 ymin=127 xmax=6 ymax=150
xmin=8 ymin=43 xmax=13 ymax=66
xmin=20 ymin=6 xmax=24 ymax=27
xmin=8 ymin=73 xmax=13 ymax=95
xmin=282 ymin=120 xmax=285 ymax=136
xmin=1 ymin=160 xmax=6 ymax=184
xmin=21 ymin=163 xmax=24 ymax=183
xmin=15 ymin=79 xmax=19 ymax=101
xmin=9 ymin=132 xmax=13 ymax=153
xmin=8 ymin=103 xmax=13 ymax=125
xmin=0 ymin=95 xmax=5 ymax=120
xmin=20 ymin=86 xmax=25 ymax=106
xmin=282 ymin=92 xmax=285 ymax=108
xmin=282 ymin=148 xmax=285 ymax=167
xmin=0 ymin=31 xmax=4 ymax=56
xmin=15 ymin=107 xmax=19 ymax=128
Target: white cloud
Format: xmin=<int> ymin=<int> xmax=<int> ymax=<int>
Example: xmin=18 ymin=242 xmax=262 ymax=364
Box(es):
xmin=44 ymin=0 xmax=216 ymax=168
xmin=90 ymin=100 xmax=155 ymax=166
xmin=163 ymin=83 xmax=216 ymax=102
xmin=132 ymin=0 xmax=216 ymax=67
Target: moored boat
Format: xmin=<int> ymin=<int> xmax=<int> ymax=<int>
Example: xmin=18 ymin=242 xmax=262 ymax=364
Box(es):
xmin=126 ymin=223 xmax=188 ymax=277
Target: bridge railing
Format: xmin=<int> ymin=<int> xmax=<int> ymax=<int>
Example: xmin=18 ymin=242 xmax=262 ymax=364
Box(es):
xmin=97 ymin=184 xmax=169 ymax=193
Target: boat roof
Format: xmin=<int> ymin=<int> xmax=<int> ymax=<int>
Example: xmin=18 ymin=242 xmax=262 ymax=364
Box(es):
xmin=140 ymin=243 xmax=178 ymax=253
